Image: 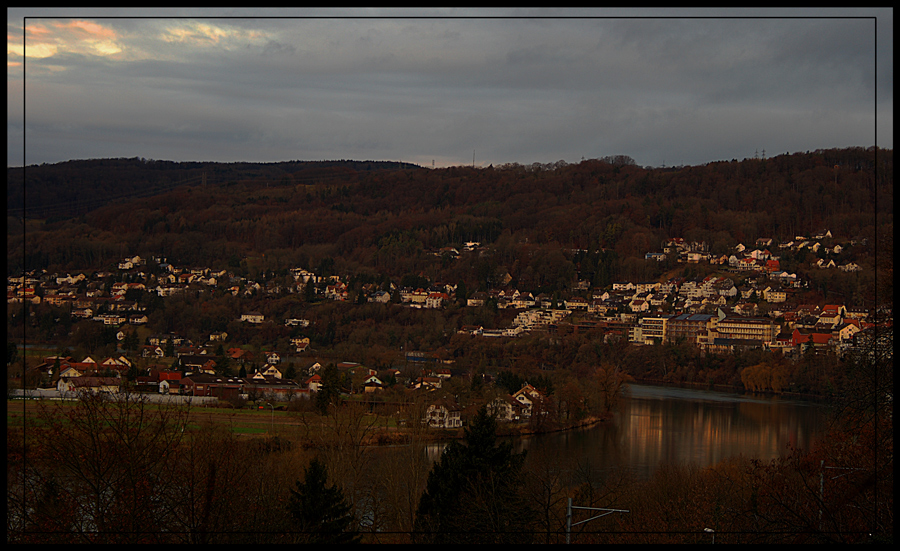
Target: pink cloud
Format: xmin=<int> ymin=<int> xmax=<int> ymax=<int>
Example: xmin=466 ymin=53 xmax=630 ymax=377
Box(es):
xmin=54 ymin=19 xmax=118 ymax=41
xmin=23 ymin=22 xmax=54 ymax=37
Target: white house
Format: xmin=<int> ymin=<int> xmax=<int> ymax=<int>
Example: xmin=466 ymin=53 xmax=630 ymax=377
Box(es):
xmin=58 ymin=376 xmax=122 ymax=395
xmin=240 ymin=312 xmax=265 ymax=324
xmin=487 ymin=395 xmax=520 ymax=422
xmin=424 ymin=400 xmax=462 ymax=429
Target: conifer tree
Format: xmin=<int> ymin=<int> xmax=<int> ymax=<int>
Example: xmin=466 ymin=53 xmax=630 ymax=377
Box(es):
xmin=413 ymin=406 xmax=535 ymax=543
xmin=287 ymin=458 xmax=360 ymax=544
xmin=315 ymin=364 xmax=342 ymax=415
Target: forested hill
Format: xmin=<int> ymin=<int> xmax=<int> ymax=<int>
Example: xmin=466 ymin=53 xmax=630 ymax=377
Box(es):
xmin=7 ymin=147 xmax=892 ymax=284
xmin=7 ymin=158 xmax=419 ymax=219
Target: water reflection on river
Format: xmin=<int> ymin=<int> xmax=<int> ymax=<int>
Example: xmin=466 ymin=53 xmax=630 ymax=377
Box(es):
xmin=509 ymin=384 xmax=829 ymax=481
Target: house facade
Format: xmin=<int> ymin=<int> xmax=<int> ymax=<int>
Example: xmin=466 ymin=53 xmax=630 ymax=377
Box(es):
xmin=487 ymin=395 xmax=521 ymax=422
xmin=180 ymin=374 xmax=244 ymax=400
xmin=424 ymin=400 xmax=462 ymax=428
xmin=240 ymin=312 xmax=265 ymax=324
xmin=57 ymin=376 xmax=122 ymax=395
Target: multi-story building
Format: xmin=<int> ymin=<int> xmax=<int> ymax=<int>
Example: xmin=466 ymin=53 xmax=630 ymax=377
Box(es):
xmin=763 ymin=287 xmax=787 ymax=303
xmin=666 ymin=313 xmax=716 ymax=345
xmin=630 ymin=315 xmax=673 ymax=345
xmin=710 ymin=316 xmax=776 ymax=345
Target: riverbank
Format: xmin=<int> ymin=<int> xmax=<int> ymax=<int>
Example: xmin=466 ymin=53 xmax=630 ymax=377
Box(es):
xmin=9 ymin=394 xmax=614 ymax=448
xmin=357 ymin=413 xmax=613 ymax=446
xmin=629 ymin=377 xmax=833 ymax=403
xmin=495 ymin=414 xmax=611 ymax=437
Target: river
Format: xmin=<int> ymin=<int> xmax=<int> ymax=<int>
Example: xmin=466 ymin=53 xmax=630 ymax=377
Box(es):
xmin=507 ymin=383 xmax=830 ymax=481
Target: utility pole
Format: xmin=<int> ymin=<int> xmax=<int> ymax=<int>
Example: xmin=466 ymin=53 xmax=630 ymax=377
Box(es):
xmin=819 ymin=460 xmax=866 ymax=532
xmin=566 ymin=498 xmax=629 ymax=544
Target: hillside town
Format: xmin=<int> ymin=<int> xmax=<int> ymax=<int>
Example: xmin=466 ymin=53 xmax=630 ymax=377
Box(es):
xmin=8 ymin=224 xmax=876 ymax=426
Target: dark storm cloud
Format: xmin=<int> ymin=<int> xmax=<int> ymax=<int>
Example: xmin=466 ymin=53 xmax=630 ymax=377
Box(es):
xmin=7 ymin=9 xmax=891 ymax=168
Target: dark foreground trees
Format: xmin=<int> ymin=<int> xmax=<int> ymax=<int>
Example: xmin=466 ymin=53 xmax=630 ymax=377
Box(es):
xmin=9 ymin=393 xmax=189 ymax=543
xmin=413 ymin=405 xmax=536 ymax=543
xmin=8 ymin=393 xmax=301 ymax=544
xmin=287 ymin=457 xmax=360 ymax=544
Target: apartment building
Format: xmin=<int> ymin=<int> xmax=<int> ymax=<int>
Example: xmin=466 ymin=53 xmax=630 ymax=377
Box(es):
xmin=710 ymin=316 xmax=776 ymax=344
xmin=666 ymin=313 xmax=716 ymax=345
xmin=630 ymin=315 xmax=673 ymax=345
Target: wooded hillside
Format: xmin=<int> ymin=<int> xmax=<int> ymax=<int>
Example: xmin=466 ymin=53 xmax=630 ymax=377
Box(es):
xmin=7 ymin=147 xmax=891 ymax=287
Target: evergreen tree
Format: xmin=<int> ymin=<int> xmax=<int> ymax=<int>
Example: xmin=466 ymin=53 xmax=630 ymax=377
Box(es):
xmin=126 ymin=362 xmax=139 ymax=382
xmin=456 ymin=280 xmax=468 ymax=307
xmin=284 ymin=364 xmax=297 ymax=380
xmin=287 ymin=458 xmax=360 ymax=544
xmin=218 ymin=354 xmax=231 ymax=376
xmin=315 ymin=364 xmax=342 ymax=415
xmin=7 ymin=341 xmax=18 ymax=366
xmin=123 ymin=331 xmax=139 ymax=353
xmin=413 ymin=406 xmax=535 ymax=543
xmin=496 ymin=370 xmax=525 ymax=395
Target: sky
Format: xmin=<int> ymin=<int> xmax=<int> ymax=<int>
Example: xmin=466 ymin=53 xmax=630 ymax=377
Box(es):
xmin=7 ymin=8 xmax=893 ymax=169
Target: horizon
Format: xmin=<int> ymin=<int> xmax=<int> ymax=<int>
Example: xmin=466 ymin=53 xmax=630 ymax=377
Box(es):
xmin=7 ymin=143 xmax=884 ymax=171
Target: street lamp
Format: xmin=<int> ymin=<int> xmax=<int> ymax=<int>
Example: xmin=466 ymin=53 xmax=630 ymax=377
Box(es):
xmin=704 ymin=527 xmax=715 ymax=544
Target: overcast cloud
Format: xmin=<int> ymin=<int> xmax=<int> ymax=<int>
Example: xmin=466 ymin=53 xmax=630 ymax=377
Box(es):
xmin=7 ymin=8 xmax=893 ymax=168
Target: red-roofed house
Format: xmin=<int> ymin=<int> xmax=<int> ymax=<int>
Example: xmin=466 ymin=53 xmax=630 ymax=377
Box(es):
xmin=304 ymin=374 xmax=322 ymax=392
xmin=791 ymin=328 xmax=834 ymax=349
